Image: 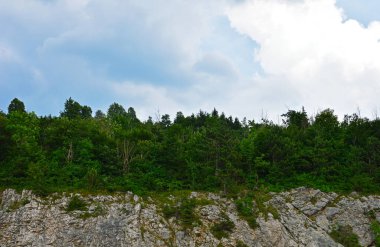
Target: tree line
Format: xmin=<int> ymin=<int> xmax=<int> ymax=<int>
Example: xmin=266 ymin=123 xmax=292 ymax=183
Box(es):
xmin=0 ymin=98 xmax=379 ymax=194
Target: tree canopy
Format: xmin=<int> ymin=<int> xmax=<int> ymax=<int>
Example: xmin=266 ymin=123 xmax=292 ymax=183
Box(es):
xmin=8 ymin=98 xmax=26 ymax=114
xmin=0 ymin=98 xmax=379 ymax=195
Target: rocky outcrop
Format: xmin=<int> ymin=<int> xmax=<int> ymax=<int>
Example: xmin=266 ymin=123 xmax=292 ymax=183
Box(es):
xmin=0 ymin=188 xmax=379 ymax=246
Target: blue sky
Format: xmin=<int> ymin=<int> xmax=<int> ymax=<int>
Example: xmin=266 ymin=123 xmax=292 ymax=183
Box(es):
xmin=1 ymin=0 xmax=380 ymax=120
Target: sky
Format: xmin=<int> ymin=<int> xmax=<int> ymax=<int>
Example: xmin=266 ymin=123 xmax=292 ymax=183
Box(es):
xmin=1 ymin=0 xmax=380 ymax=121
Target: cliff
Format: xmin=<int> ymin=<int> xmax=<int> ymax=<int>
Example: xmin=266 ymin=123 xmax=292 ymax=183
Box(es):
xmin=1 ymin=188 xmax=379 ymax=246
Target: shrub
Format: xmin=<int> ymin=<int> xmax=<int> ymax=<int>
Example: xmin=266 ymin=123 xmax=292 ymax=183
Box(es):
xmin=210 ymin=213 xmax=235 ymax=239
xmin=66 ymin=195 xmax=87 ymax=212
xmin=179 ymin=198 xmax=199 ymax=229
xmin=371 ymin=220 xmax=380 ymax=247
xmin=32 ymin=186 xmax=50 ymax=197
xmin=235 ymin=189 xmax=278 ymax=229
xmin=235 ymin=197 xmax=258 ymax=229
xmin=162 ymin=204 xmax=178 ymax=219
xmin=330 ymin=225 xmax=360 ymax=247
xmin=160 ymin=195 xmax=200 ymax=229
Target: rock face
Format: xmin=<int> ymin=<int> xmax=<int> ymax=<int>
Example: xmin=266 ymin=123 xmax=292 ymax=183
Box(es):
xmin=0 ymin=187 xmax=379 ymax=247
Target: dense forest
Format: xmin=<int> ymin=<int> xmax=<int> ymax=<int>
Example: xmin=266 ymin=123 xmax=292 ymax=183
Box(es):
xmin=0 ymin=98 xmax=379 ymax=195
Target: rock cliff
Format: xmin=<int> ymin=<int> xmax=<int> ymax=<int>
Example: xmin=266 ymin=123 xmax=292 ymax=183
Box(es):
xmin=1 ymin=188 xmax=379 ymax=246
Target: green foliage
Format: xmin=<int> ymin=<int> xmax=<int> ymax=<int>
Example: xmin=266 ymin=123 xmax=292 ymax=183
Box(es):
xmin=162 ymin=204 xmax=178 ymax=219
xmin=179 ymin=198 xmax=200 ymax=229
xmin=107 ymin=102 xmax=126 ymax=121
xmin=61 ymin=98 xmax=92 ymax=119
xmin=330 ymin=225 xmax=360 ymax=247
xmin=282 ymin=108 xmax=309 ymax=129
xmin=157 ymin=193 xmax=201 ymax=229
xmin=236 ymin=240 xmax=249 ymax=247
xmin=235 ymin=196 xmax=258 ymax=229
xmin=371 ymin=220 xmax=380 ymax=247
xmin=210 ymin=213 xmax=235 ymax=239
xmin=66 ymin=195 xmax=87 ymax=212
xmin=8 ymin=198 xmax=30 ymax=211
xmin=79 ymin=204 xmax=106 ymax=219
xmin=1 ymin=98 xmax=380 ymax=197
xmin=252 ymin=190 xmax=275 ymax=221
xmin=235 ymin=189 xmax=278 ymax=229
xmin=86 ymin=165 xmax=100 ymax=190
xmin=367 ymin=210 xmax=380 ymax=247
xmin=266 ymin=204 xmax=280 ymax=220
xmin=8 ymin=98 xmax=26 ymax=114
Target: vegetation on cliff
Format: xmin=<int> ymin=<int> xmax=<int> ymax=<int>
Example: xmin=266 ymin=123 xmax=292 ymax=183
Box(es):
xmin=0 ymin=98 xmax=379 ymax=194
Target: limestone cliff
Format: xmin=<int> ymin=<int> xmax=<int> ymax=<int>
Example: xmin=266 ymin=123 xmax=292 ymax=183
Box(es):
xmin=1 ymin=188 xmax=379 ymax=246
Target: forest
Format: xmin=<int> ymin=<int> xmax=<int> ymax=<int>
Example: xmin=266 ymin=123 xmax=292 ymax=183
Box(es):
xmin=0 ymin=97 xmax=379 ymax=195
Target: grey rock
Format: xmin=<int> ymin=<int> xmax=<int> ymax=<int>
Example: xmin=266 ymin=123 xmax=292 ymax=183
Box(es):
xmin=1 ymin=188 xmax=379 ymax=246
xmin=325 ymin=207 xmax=340 ymax=220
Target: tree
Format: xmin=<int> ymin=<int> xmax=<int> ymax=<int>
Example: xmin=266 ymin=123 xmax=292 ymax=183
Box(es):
xmin=126 ymin=107 xmax=141 ymax=128
xmin=161 ymin=114 xmax=171 ymax=127
xmin=0 ymin=112 xmax=10 ymax=163
xmin=61 ymin=98 xmax=82 ymax=119
xmin=365 ymin=136 xmax=380 ymax=177
xmin=60 ymin=98 xmax=92 ymax=119
xmin=212 ymin=108 xmax=219 ymax=118
xmin=121 ymin=140 xmax=137 ymax=174
xmin=314 ymin=109 xmax=339 ymax=134
xmin=95 ymin=110 xmax=106 ymax=119
xmin=174 ymin=112 xmax=185 ymax=124
xmin=81 ymin=105 xmax=92 ymax=118
xmin=6 ymin=111 xmax=43 ymax=177
xmin=8 ymin=98 xmax=26 ymax=114
xmin=282 ymin=108 xmax=309 ymax=129
xmin=107 ymin=103 xmax=126 ymax=121
xmin=127 ymin=107 xmax=137 ymax=119
xmin=308 ymin=109 xmax=343 ymax=180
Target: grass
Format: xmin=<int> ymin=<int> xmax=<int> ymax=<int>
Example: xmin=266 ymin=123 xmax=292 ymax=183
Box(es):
xmin=235 ymin=188 xmax=279 ymax=229
xmin=329 ymin=225 xmax=360 ymax=247
xmin=7 ymin=197 xmax=30 ymax=211
xmin=79 ymin=204 xmax=106 ymax=219
xmin=266 ymin=204 xmax=280 ymax=220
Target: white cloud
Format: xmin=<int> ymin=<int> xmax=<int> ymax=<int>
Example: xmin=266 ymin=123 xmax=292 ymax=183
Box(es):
xmin=0 ymin=0 xmax=238 ymax=116
xmin=35 ymin=0 xmax=225 ymax=65
xmin=193 ymin=52 xmax=239 ymax=80
xmin=3 ymin=0 xmax=380 ymax=120
xmin=227 ymin=0 xmax=380 ymax=118
xmin=111 ymin=80 xmax=189 ymax=120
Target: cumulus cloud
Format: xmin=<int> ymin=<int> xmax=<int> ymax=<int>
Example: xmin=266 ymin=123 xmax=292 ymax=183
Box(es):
xmin=227 ymin=0 xmax=380 ymax=118
xmin=2 ymin=0 xmax=380 ymax=120
xmin=193 ymin=52 xmax=239 ymax=80
xmin=111 ymin=80 xmax=199 ymax=120
xmin=0 ymin=0 xmax=235 ymax=115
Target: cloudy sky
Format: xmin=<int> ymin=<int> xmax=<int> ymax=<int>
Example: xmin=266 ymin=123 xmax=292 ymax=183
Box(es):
xmin=1 ymin=0 xmax=380 ymax=121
